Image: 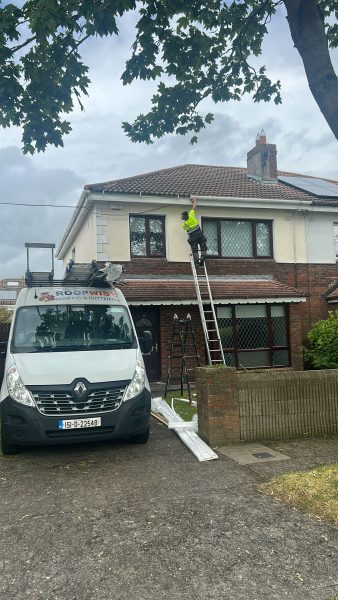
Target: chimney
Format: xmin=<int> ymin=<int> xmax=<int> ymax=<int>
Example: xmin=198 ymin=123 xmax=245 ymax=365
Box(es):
xmin=247 ymin=129 xmax=278 ymax=182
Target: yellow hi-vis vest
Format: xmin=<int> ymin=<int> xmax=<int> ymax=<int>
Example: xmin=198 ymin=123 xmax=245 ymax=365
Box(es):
xmin=181 ymin=209 xmax=199 ymax=233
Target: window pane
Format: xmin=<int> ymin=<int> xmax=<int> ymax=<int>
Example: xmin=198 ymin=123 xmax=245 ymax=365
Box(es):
xmin=149 ymin=219 xmax=164 ymax=256
xmin=217 ymin=306 xmax=233 ymax=348
xmin=238 ymin=351 xmax=270 ymax=368
xmin=203 ymin=221 xmax=218 ymax=255
xmin=272 ymin=349 xmax=289 ymax=366
xmin=221 ymin=221 xmax=253 ymax=257
xmin=271 ymin=305 xmax=287 ymax=346
xmin=256 ymin=222 xmax=271 ymax=256
xmin=130 ymin=217 xmax=146 ymax=256
xmin=235 ymin=304 xmax=268 ymax=349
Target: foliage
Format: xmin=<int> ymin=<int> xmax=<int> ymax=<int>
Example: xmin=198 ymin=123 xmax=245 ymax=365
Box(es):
xmin=163 ymin=391 xmax=197 ymax=421
xmin=305 ymin=311 xmax=338 ymax=369
xmin=0 ymin=1 xmax=338 ymax=152
xmin=258 ymin=463 xmax=338 ymax=524
xmin=0 ymin=306 xmax=12 ymax=323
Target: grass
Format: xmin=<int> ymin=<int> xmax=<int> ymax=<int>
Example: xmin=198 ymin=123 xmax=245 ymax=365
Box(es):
xmin=258 ymin=464 xmax=338 ymax=525
xmin=162 ymin=390 xmax=197 ymax=421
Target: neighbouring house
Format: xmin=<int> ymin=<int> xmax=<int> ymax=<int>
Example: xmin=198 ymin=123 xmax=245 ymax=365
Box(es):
xmin=0 ymin=278 xmax=25 ymax=313
xmin=56 ymin=132 xmax=338 ymax=381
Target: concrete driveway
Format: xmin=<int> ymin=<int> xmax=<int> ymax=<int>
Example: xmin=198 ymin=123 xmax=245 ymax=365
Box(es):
xmin=0 ymin=419 xmax=337 ymax=600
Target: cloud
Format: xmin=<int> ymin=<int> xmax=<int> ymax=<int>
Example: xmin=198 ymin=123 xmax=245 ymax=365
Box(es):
xmin=0 ymin=147 xmax=84 ymax=278
xmin=0 ymin=5 xmax=337 ymax=278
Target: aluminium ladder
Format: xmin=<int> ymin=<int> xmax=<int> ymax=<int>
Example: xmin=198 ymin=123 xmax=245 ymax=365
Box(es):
xmin=190 ymin=255 xmax=226 ymax=366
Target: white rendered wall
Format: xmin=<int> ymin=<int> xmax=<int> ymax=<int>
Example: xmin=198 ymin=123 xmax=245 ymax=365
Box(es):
xmin=305 ymin=212 xmax=337 ymax=264
xmin=61 ymin=195 xmax=338 ymax=265
xmin=62 ymin=211 xmax=96 ymax=266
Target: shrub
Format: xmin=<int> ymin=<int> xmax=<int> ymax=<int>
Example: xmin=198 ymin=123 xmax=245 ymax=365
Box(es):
xmin=305 ymin=311 xmax=338 ymax=369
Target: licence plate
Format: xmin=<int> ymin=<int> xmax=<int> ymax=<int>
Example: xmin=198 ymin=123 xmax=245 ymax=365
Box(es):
xmin=58 ymin=417 xmax=101 ymax=430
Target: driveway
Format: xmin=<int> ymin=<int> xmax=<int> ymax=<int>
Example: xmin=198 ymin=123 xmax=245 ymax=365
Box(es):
xmin=0 ymin=420 xmax=337 ymax=600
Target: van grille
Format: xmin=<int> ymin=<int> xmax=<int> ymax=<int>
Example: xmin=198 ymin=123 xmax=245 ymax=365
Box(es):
xmin=32 ymin=386 xmax=126 ymax=416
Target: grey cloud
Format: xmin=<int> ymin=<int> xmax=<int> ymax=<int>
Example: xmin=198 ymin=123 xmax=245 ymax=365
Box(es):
xmin=0 ymin=147 xmax=84 ymax=278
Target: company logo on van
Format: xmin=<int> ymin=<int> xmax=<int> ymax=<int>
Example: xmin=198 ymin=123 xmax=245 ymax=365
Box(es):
xmin=38 ymin=289 xmax=118 ymax=302
xmin=39 ymin=292 xmax=55 ymax=302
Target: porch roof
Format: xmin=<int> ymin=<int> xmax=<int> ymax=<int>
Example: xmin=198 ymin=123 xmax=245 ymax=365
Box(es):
xmin=121 ymin=276 xmax=306 ymax=305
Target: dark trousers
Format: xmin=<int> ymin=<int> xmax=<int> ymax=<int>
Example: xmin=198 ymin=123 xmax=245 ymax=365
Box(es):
xmin=188 ymin=228 xmax=208 ymax=261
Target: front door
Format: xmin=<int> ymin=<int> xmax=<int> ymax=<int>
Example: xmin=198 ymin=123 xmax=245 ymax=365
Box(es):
xmin=130 ymin=307 xmax=161 ymax=381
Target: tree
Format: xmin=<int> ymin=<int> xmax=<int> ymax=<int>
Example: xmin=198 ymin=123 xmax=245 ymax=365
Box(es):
xmin=304 ymin=311 xmax=338 ymax=369
xmin=0 ymin=1 xmax=337 ymax=153
xmin=0 ymin=306 xmax=12 ymax=324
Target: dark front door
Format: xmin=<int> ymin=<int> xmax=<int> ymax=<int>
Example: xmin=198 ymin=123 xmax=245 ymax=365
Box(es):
xmin=130 ymin=307 xmax=161 ymax=382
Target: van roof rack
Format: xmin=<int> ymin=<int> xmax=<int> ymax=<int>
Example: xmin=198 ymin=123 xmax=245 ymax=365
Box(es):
xmin=24 ymin=243 xmax=123 ymax=288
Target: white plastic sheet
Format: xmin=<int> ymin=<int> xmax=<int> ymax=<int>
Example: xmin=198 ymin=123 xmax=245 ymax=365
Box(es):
xmin=151 ymin=397 xmax=218 ymax=462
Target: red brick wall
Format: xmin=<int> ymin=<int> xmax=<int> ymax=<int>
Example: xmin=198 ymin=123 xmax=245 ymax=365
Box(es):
xmin=99 ymin=258 xmax=337 ymax=375
xmin=103 ymin=258 xmax=336 ymax=338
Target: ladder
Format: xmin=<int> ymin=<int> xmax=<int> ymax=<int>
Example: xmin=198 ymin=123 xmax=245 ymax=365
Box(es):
xmin=190 ymin=255 xmax=226 ymax=366
xmin=164 ymin=314 xmax=201 ymax=402
xmin=24 ymin=242 xmax=123 ymax=289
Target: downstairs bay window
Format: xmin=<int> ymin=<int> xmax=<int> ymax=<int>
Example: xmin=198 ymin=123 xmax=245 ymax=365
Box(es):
xmin=216 ymin=304 xmax=290 ymax=369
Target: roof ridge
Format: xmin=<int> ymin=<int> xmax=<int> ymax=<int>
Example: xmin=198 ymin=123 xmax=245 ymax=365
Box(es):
xmin=84 ymin=163 xmax=338 ymax=191
xmin=84 ymin=163 xmax=248 ymax=190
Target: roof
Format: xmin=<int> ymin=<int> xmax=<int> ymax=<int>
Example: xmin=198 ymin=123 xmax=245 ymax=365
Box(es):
xmin=121 ymin=276 xmax=306 ymax=305
xmin=0 ymin=291 xmax=16 ymax=301
xmin=84 ymin=164 xmax=338 ymax=205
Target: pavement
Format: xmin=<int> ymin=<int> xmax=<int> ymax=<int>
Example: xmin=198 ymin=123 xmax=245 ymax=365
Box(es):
xmin=0 ymin=419 xmax=337 ymax=600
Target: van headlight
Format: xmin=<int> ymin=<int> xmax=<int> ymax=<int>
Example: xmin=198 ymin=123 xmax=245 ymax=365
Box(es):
xmin=6 ymin=365 xmax=35 ymax=407
xmin=123 ymin=353 xmax=145 ymax=401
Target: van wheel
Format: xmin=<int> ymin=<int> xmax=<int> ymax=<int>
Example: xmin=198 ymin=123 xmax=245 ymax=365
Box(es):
xmin=130 ymin=428 xmax=150 ymax=444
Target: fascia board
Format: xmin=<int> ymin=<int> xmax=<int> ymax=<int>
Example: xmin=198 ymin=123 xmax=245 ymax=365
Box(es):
xmin=56 ymin=191 xmax=92 ymax=258
xmin=87 ymin=191 xmax=313 ymax=211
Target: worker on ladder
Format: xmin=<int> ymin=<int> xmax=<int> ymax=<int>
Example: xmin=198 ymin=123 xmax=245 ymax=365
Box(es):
xmin=181 ymin=197 xmax=208 ymax=266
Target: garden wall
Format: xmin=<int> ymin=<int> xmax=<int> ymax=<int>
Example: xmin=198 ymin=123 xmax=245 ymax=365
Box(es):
xmin=196 ymin=367 xmax=338 ymax=446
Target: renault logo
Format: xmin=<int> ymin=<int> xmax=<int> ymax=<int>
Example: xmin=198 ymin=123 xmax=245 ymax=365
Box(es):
xmin=73 ymin=381 xmax=88 ymax=398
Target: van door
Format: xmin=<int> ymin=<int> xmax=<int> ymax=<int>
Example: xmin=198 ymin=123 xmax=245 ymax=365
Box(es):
xmin=131 ymin=307 xmax=161 ymax=381
xmin=0 ymin=322 xmax=10 ymax=387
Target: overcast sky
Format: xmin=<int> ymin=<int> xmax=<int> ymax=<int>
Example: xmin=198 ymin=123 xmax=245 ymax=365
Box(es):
xmin=0 ymin=6 xmax=337 ymax=278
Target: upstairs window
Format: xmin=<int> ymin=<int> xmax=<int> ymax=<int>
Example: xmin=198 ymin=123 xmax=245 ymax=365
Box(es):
xmin=202 ymin=218 xmax=273 ymax=258
xmin=130 ymin=215 xmax=165 ymax=258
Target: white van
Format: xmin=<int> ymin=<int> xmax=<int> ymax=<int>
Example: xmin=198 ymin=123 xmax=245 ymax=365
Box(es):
xmin=0 ymin=285 xmax=152 ymax=454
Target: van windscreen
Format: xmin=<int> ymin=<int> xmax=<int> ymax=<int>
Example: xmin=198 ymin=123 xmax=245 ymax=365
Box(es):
xmin=11 ymin=304 xmax=136 ymax=353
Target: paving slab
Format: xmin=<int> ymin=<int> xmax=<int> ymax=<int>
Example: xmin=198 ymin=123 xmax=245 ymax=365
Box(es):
xmin=218 ymin=442 xmax=290 ymax=464
xmin=0 ymin=421 xmax=337 ymax=600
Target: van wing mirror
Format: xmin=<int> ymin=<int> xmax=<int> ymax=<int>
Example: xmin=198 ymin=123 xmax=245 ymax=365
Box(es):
xmin=139 ymin=330 xmax=153 ymax=355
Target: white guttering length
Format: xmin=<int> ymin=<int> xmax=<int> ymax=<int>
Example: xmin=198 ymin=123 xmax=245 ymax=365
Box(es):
xmin=87 ymin=192 xmax=314 ymax=211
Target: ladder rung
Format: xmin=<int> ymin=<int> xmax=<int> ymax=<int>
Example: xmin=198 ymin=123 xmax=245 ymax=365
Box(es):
xmin=208 ymin=348 xmax=222 ymax=352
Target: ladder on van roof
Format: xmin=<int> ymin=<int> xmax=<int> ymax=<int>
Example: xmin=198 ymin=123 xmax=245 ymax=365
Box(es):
xmin=190 ymin=254 xmax=226 ymax=366
xmin=24 ymin=243 xmax=123 ymax=288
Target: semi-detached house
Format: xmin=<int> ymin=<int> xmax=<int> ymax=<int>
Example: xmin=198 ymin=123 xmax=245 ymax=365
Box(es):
xmin=57 ymin=133 xmax=338 ymax=381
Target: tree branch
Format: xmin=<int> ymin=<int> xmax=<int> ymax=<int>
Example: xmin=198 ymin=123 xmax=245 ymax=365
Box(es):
xmin=10 ymin=35 xmax=36 ymax=53
xmin=284 ymin=0 xmax=338 ymax=140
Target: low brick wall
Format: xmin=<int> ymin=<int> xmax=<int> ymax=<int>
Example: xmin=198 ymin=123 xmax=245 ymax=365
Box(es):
xmin=196 ymin=367 xmax=338 ymax=446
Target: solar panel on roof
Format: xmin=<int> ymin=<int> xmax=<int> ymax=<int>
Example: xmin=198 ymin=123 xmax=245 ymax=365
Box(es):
xmin=0 ymin=291 xmax=16 ymax=300
xmin=278 ymin=175 xmax=338 ymax=198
